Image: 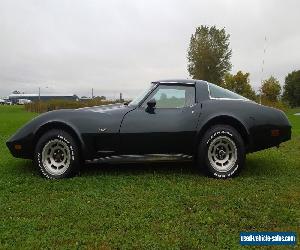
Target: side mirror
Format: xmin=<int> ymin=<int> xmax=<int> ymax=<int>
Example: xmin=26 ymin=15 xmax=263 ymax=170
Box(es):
xmin=147 ymin=99 xmax=156 ymax=109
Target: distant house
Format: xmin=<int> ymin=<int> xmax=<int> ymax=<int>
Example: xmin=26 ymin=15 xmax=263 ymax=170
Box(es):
xmin=79 ymin=96 xmax=93 ymax=101
xmin=8 ymin=94 xmax=79 ymax=104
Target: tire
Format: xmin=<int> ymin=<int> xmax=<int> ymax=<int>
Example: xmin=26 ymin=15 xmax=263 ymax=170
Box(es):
xmin=198 ymin=125 xmax=245 ymax=178
xmin=34 ymin=129 xmax=80 ymax=179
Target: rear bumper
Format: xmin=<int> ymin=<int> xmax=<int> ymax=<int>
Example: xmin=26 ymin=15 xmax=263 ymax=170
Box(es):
xmin=249 ymin=125 xmax=291 ymax=152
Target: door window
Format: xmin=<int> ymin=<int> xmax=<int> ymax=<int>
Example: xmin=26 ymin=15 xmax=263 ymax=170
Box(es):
xmin=143 ymin=85 xmax=195 ymax=108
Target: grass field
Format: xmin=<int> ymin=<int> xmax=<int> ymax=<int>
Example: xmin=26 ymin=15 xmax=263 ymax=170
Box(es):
xmin=0 ymin=105 xmax=299 ymax=249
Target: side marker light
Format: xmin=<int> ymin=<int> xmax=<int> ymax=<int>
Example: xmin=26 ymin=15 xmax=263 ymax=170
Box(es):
xmin=14 ymin=144 xmax=22 ymax=150
xmin=271 ymin=129 xmax=280 ymax=137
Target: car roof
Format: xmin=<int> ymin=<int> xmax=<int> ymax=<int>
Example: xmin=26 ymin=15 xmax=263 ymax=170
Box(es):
xmin=152 ymin=79 xmax=206 ymax=85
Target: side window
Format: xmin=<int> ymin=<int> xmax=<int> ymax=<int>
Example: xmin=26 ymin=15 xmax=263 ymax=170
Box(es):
xmin=143 ymin=85 xmax=195 ymax=108
xmin=208 ymin=83 xmax=248 ymax=100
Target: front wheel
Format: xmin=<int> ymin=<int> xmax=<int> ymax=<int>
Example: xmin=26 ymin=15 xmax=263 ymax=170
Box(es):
xmin=34 ymin=129 xmax=80 ymax=179
xmin=198 ymin=125 xmax=245 ymax=178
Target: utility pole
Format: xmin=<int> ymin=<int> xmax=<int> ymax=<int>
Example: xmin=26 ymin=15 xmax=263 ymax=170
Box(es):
xmin=92 ymin=88 xmax=94 ymax=99
xmin=38 ymin=87 xmax=41 ymax=113
xmin=38 ymin=86 xmax=48 ymax=112
xmin=260 ymin=36 xmax=267 ymax=104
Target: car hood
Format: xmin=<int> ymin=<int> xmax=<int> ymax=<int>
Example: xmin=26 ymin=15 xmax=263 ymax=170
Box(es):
xmin=8 ymin=103 xmax=136 ymax=141
xmin=75 ymin=103 xmax=133 ymax=114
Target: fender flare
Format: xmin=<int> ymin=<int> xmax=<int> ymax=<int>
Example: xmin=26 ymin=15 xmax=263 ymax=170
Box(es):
xmin=195 ymin=114 xmax=252 ymax=152
xmin=33 ymin=120 xmax=89 ymax=159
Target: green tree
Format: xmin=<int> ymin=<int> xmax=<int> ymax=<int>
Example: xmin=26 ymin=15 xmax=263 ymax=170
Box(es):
xmin=187 ymin=25 xmax=232 ymax=85
xmin=223 ymin=71 xmax=256 ymax=100
xmin=261 ymin=76 xmax=281 ymax=102
xmin=283 ymin=70 xmax=300 ymax=107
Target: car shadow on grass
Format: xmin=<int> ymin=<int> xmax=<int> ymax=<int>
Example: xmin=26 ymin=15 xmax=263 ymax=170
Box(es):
xmin=9 ymin=158 xmax=200 ymax=179
xmin=82 ymin=155 xmax=282 ymax=178
xmin=12 ymin=155 xmax=282 ymax=179
xmin=8 ymin=159 xmax=39 ymax=177
xmin=81 ymin=161 xmax=199 ymax=177
xmin=242 ymin=156 xmax=285 ymax=177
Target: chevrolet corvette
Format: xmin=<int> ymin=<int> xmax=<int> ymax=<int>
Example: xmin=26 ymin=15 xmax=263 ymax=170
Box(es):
xmin=6 ymin=79 xmax=291 ymax=179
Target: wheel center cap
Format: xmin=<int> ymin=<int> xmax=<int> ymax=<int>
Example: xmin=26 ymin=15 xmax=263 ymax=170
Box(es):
xmin=218 ymin=150 xmax=226 ymax=159
xmin=53 ymin=150 xmax=64 ymax=162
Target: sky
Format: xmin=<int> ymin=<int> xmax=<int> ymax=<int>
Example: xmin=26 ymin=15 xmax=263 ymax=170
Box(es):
xmin=0 ymin=0 xmax=299 ymax=99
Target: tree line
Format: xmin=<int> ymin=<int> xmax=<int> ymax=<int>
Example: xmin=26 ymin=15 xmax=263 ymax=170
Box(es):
xmin=187 ymin=25 xmax=300 ymax=107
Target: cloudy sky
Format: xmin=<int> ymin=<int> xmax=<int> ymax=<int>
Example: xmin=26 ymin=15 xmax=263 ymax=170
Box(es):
xmin=0 ymin=0 xmax=299 ymax=98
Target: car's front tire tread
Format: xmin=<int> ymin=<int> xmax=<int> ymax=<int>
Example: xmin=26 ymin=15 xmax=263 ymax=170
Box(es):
xmin=34 ymin=129 xmax=80 ymax=179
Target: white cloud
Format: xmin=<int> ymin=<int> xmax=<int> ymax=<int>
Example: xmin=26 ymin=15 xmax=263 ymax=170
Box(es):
xmin=0 ymin=0 xmax=299 ymax=98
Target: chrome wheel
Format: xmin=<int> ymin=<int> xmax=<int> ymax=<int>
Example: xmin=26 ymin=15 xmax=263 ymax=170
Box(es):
xmin=208 ymin=136 xmax=237 ymax=172
xmin=41 ymin=139 xmax=71 ymax=175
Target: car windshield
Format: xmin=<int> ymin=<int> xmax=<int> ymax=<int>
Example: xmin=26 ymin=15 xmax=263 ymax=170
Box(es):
xmin=128 ymin=83 xmax=156 ymax=106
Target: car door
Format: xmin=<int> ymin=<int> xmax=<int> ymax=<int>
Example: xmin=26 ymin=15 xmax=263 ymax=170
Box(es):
xmin=119 ymin=84 xmax=201 ymax=154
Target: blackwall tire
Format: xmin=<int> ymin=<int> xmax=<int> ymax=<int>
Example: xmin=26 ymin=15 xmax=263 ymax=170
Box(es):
xmin=34 ymin=129 xmax=80 ymax=179
xmin=198 ymin=125 xmax=245 ymax=178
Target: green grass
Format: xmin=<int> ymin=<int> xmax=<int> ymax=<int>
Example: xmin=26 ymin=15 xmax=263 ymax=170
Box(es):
xmin=0 ymin=105 xmax=299 ymax=249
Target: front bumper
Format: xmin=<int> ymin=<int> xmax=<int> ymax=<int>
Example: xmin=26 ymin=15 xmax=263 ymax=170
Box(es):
xmin=6 ymin=135 xmax=34 ymax=159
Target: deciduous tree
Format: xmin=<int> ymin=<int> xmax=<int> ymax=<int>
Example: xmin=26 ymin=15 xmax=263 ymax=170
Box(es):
xmin=187 ymin=25 xmax=232 ymax=85
xmin=223 ymin=71 xmax=256 ymax=100
xmin=261 ymin=76 xmax=281 ymax=102
xmin=283 ymin=70 xmax=300 ymax=107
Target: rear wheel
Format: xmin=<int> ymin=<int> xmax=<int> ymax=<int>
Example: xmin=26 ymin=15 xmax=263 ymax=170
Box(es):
xmin=34 ymin=129 xmax=80 ymax=179
xmin=198 ymin=125 xmax=245 ymax=178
